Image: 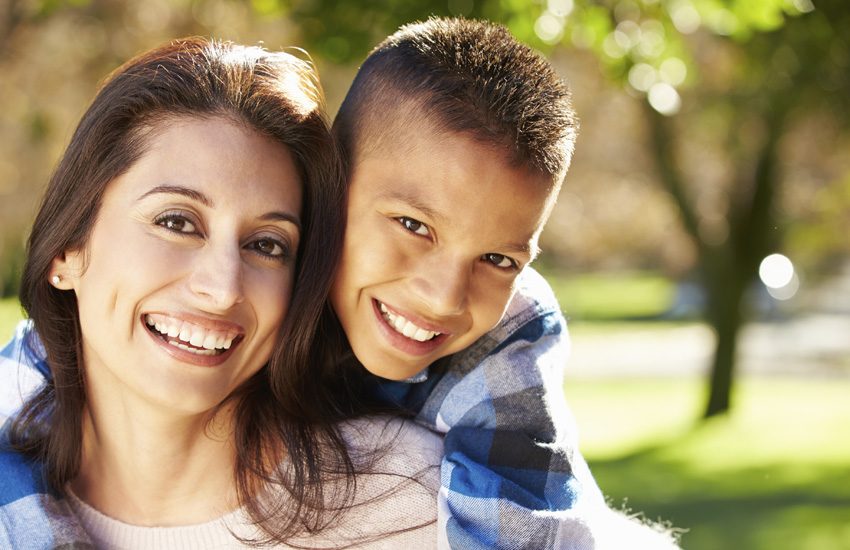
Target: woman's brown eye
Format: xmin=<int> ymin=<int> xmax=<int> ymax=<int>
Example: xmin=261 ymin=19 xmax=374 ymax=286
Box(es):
xmin=256 ymin=239 xmax=276 ymax=254
xmin=165 ymin=219 xmax=186 ymax=231
xmin=155 ymin=214 xmax=196 ymax=233
xmin=250 ymin=238 xmax=286 ymax=259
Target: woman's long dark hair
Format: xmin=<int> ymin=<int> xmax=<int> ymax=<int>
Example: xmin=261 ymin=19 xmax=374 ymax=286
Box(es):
xmin=9 ymin=38 xmax=383 ymax=543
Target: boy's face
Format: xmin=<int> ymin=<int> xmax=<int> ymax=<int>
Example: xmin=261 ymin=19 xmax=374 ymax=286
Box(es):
xmin=330 ymin=126 xmax=554 ymax=380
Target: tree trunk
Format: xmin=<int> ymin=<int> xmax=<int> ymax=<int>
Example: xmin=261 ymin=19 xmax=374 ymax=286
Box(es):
xmin=703 ymin=272 xmax=746 ymax=417
xmin=645 ymin=103 xmax=782 ymax=419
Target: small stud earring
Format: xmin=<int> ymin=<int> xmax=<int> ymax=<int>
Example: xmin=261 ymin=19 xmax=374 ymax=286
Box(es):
xmin=51 ymin=275 xmax=61 ymax=285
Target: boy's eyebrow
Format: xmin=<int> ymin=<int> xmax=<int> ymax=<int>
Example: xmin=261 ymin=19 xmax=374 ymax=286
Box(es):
xmin=384 ymin=190 xmax=447 ymax=223
xmin=137 ymin=185 xmax=212 ymax=206
xmin=385 ymin=188 xmax=541 ymax=258
xmin=504 ymin=242 xmax=540 ymax=257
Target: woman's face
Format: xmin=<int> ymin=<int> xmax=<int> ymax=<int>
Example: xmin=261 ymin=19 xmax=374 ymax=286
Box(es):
xmin=54 ymin=116 xmax=302 ymax=416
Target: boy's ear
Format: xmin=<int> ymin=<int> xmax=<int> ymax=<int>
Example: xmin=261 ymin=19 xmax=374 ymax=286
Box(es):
xmin=49 ymin=249 xmax=84 ymax=290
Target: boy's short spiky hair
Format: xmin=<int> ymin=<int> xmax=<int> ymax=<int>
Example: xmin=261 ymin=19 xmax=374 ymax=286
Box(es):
xmin=334 ymin=16 xmax=577 ymax=182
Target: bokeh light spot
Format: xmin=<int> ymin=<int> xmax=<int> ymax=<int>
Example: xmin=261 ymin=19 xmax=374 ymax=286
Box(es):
xmin=759 ymin=254 xmax=794 ymax=289
xmin=648 ymin=82 xmax=681 ymax=115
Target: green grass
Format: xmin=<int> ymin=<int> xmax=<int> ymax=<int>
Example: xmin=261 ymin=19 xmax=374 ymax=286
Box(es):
xmin=564 ymin=377 xmax=850 ymax=550
xmin=0 ymin=296 xmax=24 ymax=342
xmin=538 ymin=269 xmax=678 ymax=320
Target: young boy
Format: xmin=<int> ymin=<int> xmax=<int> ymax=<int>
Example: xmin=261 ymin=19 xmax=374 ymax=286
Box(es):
xmin=330 ymin=17 xmax=616 ymax=549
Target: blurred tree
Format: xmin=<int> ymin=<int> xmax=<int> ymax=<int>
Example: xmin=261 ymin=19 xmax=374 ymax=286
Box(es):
xmin=543 ymin=0 xmax=850 ymax=417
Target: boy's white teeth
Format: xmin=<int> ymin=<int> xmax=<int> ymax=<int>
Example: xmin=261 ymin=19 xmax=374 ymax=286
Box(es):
xmin=145 ymin=314 xmax=236 ymax=353
xmin=378 ymin=302 xmax=441 ymax=342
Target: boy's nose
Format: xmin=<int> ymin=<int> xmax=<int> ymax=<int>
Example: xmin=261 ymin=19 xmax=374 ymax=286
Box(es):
xmin=188 ymin=242 xmax=245 ymax=311
xmin=413 ymin=257 xmax=469 ymax=317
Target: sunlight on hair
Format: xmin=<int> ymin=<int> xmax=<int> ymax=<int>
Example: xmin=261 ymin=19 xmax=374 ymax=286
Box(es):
xmin=648 ymin=82 xmax=681 ymax=115
xmin=276 ymin=53 xmax=322 ymax=116
xmin=217 ymin=46 xmax=321 ymax=115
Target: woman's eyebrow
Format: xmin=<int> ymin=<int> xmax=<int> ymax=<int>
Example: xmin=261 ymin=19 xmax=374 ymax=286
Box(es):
xmin=139 ymin=184 xmax=301 ymax=230
xmin=137 ymin=184 xmax=212 ymax=206
xmin=259 ymin=211 xmax=301 ymax=231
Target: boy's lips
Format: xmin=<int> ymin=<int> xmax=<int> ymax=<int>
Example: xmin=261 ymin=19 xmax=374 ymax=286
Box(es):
xmin=379 ymin=302 xmax=442 ymax=342
xmin=143 ymin=312 xmax=244 ymax=363
xmin=371 ymin=299 xmax=451 ymax=356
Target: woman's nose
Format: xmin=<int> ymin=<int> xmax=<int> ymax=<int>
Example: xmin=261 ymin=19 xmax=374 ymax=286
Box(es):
xmin=188 ymin=241 xmax=245 ymax=311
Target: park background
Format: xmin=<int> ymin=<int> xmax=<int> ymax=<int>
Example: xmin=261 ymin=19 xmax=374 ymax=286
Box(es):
xmin=0 ymin=0 xmax=848 ymax=548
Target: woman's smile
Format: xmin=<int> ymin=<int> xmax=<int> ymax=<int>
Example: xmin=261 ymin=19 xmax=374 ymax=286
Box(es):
xmin=144 ymin=313 xmax=244 ymax=357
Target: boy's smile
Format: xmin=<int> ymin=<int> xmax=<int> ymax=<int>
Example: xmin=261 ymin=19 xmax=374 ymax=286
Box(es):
xmin=331 ymin=124 xmax=555 ymax=380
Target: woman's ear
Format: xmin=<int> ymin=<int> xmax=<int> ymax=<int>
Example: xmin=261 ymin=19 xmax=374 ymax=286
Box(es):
xmin=49 ymin=250 xmax=84 ymax=290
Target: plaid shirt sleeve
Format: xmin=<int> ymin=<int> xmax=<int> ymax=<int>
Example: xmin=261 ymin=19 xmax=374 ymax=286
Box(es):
xmin=1 ymin=321 xmax=94 ymax=549
xmin=380 ymin=268 xmax=608 ymax=549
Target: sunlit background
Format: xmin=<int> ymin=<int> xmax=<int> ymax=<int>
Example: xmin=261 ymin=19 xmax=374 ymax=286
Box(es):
xmin=1 ymin=1 xmax=848 ymax=548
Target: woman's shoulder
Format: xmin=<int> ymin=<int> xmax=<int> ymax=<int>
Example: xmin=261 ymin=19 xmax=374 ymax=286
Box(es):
xmin=316 ymin=416 xmax=442 ymax=549
xmin=340 ymin=416 xmax=443 ymax=464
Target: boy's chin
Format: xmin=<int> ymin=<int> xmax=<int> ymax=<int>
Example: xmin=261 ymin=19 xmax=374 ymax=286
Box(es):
xmin=366 ymin=364 xmax=427 ymax=382
xmin=358 ymin=354 xmax=432 ymax=381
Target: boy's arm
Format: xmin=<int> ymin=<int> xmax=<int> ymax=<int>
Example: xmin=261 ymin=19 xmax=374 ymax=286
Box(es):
xmin=1 ymin=320 xmax=46 ymax=422
xmin=416 ymin=268 xmax=607 ymax=549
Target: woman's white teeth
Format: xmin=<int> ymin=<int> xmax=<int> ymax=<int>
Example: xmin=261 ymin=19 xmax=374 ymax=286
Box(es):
xmin=379 ymin=303 xmax=440 ymax=342
xmin=145 ymin=314 xmax=236 ymax=353
xmin=203 ymin=333 xmax=218 ymax=350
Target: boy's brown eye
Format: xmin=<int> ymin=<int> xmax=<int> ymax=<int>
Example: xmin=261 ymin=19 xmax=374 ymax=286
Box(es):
xmin=484 ymin=253 xmax=516 ymax=269
xmin=398 ymin=217 xmax=429 ymax=236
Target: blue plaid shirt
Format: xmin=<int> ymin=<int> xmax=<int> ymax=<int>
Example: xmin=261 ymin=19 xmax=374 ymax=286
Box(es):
xmin=370 ymin=268 xmax=607 ymax=549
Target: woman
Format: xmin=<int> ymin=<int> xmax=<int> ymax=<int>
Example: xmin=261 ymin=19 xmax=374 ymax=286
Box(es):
xmin=0 ymin=38 xmax=440 ymax=548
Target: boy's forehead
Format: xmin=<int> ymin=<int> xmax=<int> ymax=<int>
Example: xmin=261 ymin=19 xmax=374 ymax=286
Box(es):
xmin=350 ymin=122 xmax=557 ymax=253
xmin=355 ymin=118 xmax=557 ymax=201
